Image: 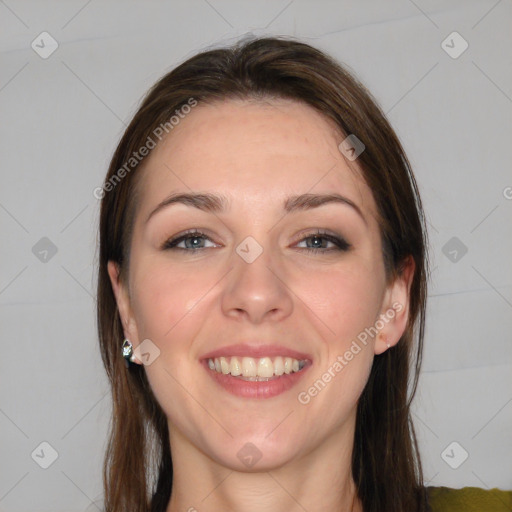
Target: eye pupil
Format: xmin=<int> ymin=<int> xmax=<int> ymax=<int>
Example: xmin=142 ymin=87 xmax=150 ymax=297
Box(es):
xmin=308 ymin=236 xmax=325 ymax=248
xmin=186 ymin=236 xmax=203 ymax=248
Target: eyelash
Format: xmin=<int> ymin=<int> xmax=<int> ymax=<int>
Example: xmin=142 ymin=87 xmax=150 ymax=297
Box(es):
xmin=162 ymin=229 xmax=351 ymax=254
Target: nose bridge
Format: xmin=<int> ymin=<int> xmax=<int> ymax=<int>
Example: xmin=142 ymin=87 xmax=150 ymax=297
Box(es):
xmin=221 ymin=234 xmax=293 ymax=323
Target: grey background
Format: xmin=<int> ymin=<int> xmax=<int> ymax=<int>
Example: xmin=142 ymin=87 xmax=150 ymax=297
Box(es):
xmin=1 ymin=1 xmax=511 ymax=510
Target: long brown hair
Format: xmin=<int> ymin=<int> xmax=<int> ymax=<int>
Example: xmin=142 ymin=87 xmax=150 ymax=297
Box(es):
xmin=97 ymin=35 xmax=430 ymax=512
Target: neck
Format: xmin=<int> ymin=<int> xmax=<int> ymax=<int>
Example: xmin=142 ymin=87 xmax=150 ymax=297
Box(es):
xmin=165 ymin=417 xmax=362 ymax=512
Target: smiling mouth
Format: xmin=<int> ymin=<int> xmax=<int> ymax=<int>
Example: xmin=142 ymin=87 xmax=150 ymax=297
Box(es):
xmin=206 ymin=355 xmax=308 ymax=381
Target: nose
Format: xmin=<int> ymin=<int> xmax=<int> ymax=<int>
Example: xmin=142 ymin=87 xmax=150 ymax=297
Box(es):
xmin=220 ymin=243 xmax=294 ymax=324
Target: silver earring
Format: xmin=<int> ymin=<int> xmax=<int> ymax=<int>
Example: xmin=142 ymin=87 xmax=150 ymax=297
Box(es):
xmin=122 ymin=339 xmax=136 ymax=367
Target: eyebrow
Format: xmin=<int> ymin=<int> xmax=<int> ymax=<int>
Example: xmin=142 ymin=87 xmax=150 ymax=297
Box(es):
xmin=145 ymin=192 xmax=367 ymax=225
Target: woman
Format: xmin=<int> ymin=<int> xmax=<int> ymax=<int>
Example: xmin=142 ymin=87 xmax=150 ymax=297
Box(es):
xmin=96 ymin=36 xmax=511 ymax=511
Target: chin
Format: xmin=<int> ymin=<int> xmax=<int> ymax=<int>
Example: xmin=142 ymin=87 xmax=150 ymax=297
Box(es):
xmin=207 ymin=430 xmax=304 ymax=473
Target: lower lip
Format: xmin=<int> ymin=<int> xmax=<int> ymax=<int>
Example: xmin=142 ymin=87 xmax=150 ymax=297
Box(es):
xmin=202 ymin=361 xmax=311 ymax=399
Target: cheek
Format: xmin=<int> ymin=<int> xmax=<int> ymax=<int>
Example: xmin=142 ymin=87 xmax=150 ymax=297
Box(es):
xmin=130 ymin=250 xmax=385 ymax=355
xmin=131 ymin=258 xmax=212 ymax=340
xmin=130 ymin=261 xmax=217 ymax=431
xmin=295 ymin=267 xmax=377 ymax=425
xmin=293 ymin=262 xmax=384 ymax=346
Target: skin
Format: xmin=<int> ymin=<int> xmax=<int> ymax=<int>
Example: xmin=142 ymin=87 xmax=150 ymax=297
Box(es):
xmin=108 ymin=98 xmax=414 ymax=512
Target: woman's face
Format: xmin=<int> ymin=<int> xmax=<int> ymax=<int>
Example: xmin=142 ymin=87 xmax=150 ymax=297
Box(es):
xmin=109 ymin=98 xmax=411 ymax=471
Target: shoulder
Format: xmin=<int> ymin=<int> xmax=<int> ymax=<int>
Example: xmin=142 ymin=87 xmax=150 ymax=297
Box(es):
xmin=426 ymin=486 xmax=512 ymax=511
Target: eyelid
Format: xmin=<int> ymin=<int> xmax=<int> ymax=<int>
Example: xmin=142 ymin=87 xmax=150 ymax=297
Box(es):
xmin=291 ymin=227 xmax=340 ymax=241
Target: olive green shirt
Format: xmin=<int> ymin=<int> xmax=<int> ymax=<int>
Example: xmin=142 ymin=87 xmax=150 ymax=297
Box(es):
xmin=427 ymin=486 xmax=512 ymax=511
xmin=87 ymin=486 xmax=512 ymax=511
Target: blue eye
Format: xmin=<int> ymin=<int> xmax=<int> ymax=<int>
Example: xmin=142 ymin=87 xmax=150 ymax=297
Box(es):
xmin=162 ymin=230 xmax=215 ymax=251
xmin=295 ymin=231 xmax=351 ymax=253
xmin=162 ymin=229 xmax=351 ymax=253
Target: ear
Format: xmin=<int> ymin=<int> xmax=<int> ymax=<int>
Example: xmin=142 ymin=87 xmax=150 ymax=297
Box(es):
xmin=374 ymin=256 xmax=415 ymax=355
xmin=107 ymin=260 xmax=142 ymax=365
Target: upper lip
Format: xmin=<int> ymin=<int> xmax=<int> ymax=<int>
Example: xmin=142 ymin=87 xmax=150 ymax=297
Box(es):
xmin=201 ymin=344 xmax=312 ymax=361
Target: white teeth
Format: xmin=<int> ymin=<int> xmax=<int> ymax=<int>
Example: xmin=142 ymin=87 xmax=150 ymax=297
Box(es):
xmin=230 ymin=356 xmax=242 ymax=376
xmin=257 ymin=357 xmax=274 ymax=378
xmin=220 ymin=357 xmax=230 ymax=375
xmin=207 ymin=355 xmax=307 ymax=378
xmin=274 ymin=356 xmax=284 ymax=376
xmin=241 ymin=357 xmax=257 ymax=377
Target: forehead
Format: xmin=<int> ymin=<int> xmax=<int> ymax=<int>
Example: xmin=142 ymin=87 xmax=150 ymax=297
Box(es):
xmin=135 ymin=98 xmax=377 ymax=219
